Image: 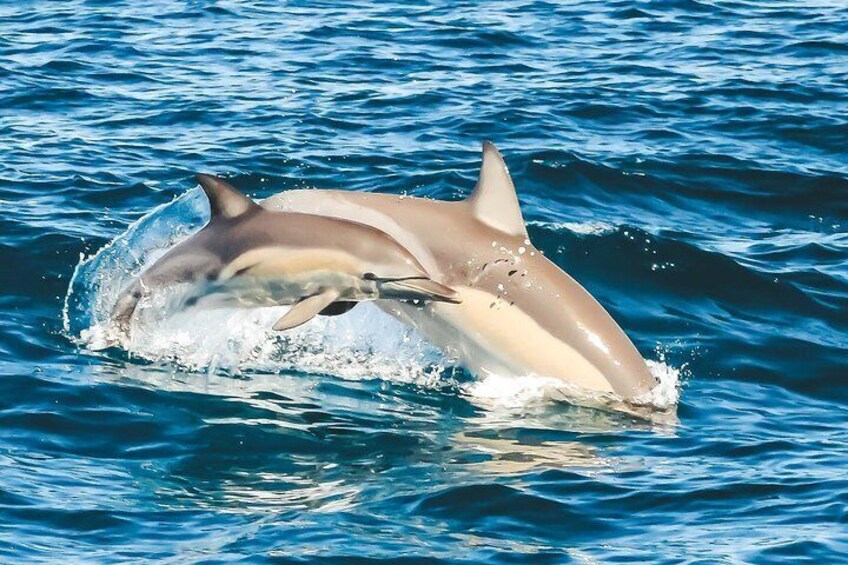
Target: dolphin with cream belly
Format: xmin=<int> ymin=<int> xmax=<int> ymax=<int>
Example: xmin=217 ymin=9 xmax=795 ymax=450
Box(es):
xmin=108 ymin=174 xmax=459 ymax=340
xmin=263 ymin=142 xmax=657 ymax=401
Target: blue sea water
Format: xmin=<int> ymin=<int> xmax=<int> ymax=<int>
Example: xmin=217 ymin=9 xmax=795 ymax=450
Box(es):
xmin=2 ymin=0 xmax=847 ymax=562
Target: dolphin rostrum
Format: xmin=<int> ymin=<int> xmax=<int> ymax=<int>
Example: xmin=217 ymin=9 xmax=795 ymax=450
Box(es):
xmin=109 ymin=174 xmax=459 ymax=339
xmin=264 ymin=142 xmax=658 ymax=401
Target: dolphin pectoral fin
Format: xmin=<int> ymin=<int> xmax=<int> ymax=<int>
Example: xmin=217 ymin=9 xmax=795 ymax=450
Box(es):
xmin=319 ymin=301 xmax=358 ymax=316
xmin=379 ymin=278 xmax=461 ymax=304
xmin=272 ymin=289 xmax=341 ymax=331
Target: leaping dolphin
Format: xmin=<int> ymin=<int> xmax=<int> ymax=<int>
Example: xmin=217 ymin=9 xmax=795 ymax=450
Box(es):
xmin=109 ymin=174 xmax=459 ymax=339
xmin=264 ymin=142 xmax=658 ymax=401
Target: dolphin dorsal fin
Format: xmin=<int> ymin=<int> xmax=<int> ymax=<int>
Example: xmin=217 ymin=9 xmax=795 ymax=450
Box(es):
xmin=196 ymin=174 xmax=259 ymax=220
xmin=466 ymin=141 xmax=527 ymax=237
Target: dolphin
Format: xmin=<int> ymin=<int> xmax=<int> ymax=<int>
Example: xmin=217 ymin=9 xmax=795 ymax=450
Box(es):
xmin=263 ymin=142 xmax=658 ymax=401
xmin=108 ymin=174 xmax=459 ymax=339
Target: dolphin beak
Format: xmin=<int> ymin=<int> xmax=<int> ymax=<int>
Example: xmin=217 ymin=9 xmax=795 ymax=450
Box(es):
xmin=378 ymin=277 xmax=461 ymax=304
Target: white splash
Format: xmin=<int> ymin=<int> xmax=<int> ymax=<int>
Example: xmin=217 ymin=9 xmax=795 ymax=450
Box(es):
xmin=527 ymin=219 xmax=615 ymax=236
xmin=84 ymin=297 xmax=447 ymax=387
xmin=464 ymin=359 xmax=679 ymax=414
xmin=638 ymin=359 xmax=682 ymax=411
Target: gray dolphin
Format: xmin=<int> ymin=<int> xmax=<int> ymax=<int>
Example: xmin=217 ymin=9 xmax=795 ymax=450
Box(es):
xmin=264 ymin=142 xmax=658 ymax=401
xmin=109 ymin=174 xmax=459 ymax=338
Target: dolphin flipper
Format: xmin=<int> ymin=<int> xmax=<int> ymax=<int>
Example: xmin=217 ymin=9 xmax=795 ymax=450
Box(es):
xmin=273 ymin=289 xmax=341 ymax=331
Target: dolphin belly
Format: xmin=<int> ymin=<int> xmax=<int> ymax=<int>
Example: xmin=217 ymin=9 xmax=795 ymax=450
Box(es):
xmin=382 ymin=286 xmax=615 ymax=394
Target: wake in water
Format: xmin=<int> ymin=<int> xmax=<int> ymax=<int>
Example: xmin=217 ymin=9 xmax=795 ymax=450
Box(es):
xmin=64 ymin=189 xmax=681 ymax=412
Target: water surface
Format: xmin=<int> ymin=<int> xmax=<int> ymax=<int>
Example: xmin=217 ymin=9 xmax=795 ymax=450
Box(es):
xmin=1 ymin=1 xmax=847 ymax=562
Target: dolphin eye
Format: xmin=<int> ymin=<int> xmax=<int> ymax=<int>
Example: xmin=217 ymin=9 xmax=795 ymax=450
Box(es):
xmin=234 ymin=266 xmax=252 ymax=277
xmin=363 ymin=272 xmax=377 ymax=281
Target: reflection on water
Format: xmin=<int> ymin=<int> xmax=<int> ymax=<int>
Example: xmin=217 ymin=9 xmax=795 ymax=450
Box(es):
xmin=77 ymin=359 xmax=678 ymax=516
xmin=456 ymin=396 xmax=678 ymax=476
xmin=454 ymin=432 xmax=607 ymax=476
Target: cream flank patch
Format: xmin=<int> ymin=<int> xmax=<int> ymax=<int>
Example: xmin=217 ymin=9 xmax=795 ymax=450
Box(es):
xmin=220 ymin=247 xmax=364 ymax=282
xmin=436 ymin=287 xmax=615 ymax=394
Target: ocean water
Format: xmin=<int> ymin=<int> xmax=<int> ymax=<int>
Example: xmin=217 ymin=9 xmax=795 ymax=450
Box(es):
xmin=2 ymin=0 xmax=847 ymax=562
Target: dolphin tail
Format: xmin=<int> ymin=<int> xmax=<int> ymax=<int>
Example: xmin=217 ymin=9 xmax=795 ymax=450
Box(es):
xmin=378 ymin=278 xmax=461 ymax=304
